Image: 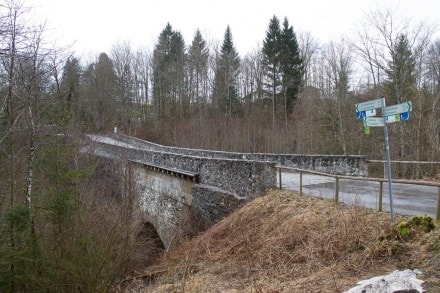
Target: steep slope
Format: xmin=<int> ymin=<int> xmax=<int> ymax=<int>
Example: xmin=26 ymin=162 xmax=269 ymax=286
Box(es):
xmin=117 ymin=190 xmax=440 ymax=292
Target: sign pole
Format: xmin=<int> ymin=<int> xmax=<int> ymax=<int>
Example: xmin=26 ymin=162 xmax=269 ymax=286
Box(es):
xmin=381 ymin=97 xmax=394 ymax=221
xmin=356 ymin=96 xmax=411 ymax=221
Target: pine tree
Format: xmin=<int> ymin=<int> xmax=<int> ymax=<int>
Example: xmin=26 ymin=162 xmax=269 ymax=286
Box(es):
xmin=262 ymin=15 xmax=282 ymax=127
xmin=81 ymin=53 xmax=118 ymax=131
xmin=152 ymin=23 xmax=186 ymax=120
xmin=385 ymin=34 xmax=416 ymax=104
xmin=188 ymin=29 xmax=209 ymax=107
xmin=262 ymin=16 xmax=303 ymax=127
xmin=385 ymin=34 xmax=416 ymax=161
xmin=280 ymin=17 xmax=303 ymax=119
xmin=212 ymin=26 xmax=241 ymax=116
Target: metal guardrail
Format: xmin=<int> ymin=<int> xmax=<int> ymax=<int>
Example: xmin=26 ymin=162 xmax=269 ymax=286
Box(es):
xmin=276 ymin=166 xmax=440 ymax=220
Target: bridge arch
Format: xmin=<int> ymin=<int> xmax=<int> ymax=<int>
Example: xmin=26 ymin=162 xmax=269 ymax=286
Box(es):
xmin=136 ymin=222 xmax=165 ymax=253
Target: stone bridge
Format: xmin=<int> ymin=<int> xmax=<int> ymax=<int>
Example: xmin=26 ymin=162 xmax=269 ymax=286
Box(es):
xmin=83 ymin=134 xmax=367 ymax=249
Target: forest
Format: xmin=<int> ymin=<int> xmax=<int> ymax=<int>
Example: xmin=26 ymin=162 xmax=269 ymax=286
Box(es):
xmin=0 ymin=0 xmax=439 ymax=291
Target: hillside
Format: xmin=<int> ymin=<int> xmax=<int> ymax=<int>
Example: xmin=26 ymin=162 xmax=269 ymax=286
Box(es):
xmin=116 ymin=190 xmax=440 ymax=292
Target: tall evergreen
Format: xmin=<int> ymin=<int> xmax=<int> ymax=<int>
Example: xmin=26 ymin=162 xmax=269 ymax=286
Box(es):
xmin=81 ymin=53 xmax=118 ymax=131
xmin=280 ymin=17 xmax=303 ymax=116
xmin=152 ymin=23 xmax=186 ymax=120
xmin=262 ymin=15 xmax=282 ymax=126
xmin=384 ymin=34 xmax=417 ymax=160
xmin=212 ymin=26 xmax=241 ymax=116
xmin=385 ymin=34 xmax=416 ymax=104
xmin=262 ymin=16 xmax=303 ymax=125
xmin=59 ymin=57 xmax=82 ymax=125
xmin=188 ymin=29 xmax=210 ymax=106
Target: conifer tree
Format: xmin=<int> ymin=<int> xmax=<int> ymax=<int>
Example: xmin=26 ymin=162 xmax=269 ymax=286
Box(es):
xmin=81 ymin=53 xmax=118 ymax=131
xmin=212 ymin=26 xmax=241 ymax=116
xmin=385 ymin=34 xmax=416 ymax=160
xmin=188 ymin=29 xmax=209 ymax=107
xmin=385 ymin=34 xmax=416 ymax=104
xmin=262 ymin=15 xmax=282 ymax=127
xmin=262 ymin=16 xmax=303 ymax=127
xmin=280 ymin=17 xmax=303 ymax=120
xmin=152 ymin=23 xmax=186 ymax=120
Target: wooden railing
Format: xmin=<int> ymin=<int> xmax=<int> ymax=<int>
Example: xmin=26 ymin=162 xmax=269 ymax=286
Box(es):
xmin=367 ymin=160 xmax=440 ymax=178
xmin=276 ymin=166 xmax=440 ymax=220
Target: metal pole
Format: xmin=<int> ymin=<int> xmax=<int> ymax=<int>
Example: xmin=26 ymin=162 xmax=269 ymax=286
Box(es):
xmin=334 ymin=177 xmax=339 ymax=202
xmin=437 ymin=186 xmax=440 ymax=221
xmin=378 ymin=181 xmax=383 ymax=212
xmin=299 ymin=171 xmax=303 ymax=196
xmin=278 ymin=167 xmax=282 ymax=190
xmin=381 ymin=97 xmax=394 ymax=221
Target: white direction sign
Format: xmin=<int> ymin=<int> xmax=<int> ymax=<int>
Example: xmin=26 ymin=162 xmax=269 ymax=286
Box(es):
xmin=355 ymin=98 xmax=384 ymax=113
xmin=384 ymin=101 xmax=412 ymax=116
xmin=363 ymin=117 xmax=385 ymax=127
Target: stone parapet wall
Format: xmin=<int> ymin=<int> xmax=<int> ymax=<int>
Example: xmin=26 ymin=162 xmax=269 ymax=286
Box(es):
xmin=85 ymin=138 xmax=277 ymax=199
xmin=114 ymin=134 xmax=367 ymax=176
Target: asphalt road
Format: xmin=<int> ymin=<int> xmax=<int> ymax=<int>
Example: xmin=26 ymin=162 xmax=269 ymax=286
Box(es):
xmin=279 ymin=172 xmax=439 ymax=218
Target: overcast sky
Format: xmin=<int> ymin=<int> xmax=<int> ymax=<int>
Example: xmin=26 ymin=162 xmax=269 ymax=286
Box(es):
xmin=28 ymin=0 xmax=440 ymax=58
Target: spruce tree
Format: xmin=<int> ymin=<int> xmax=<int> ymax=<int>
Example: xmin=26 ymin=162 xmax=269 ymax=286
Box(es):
xmin=188 ymin=29 xmax=209 ymax=106
xmin=280 ymin=17 xmax=303 ymax=118
xmin=262 ymin=16 xmax=303 ymax=126
xmin=262 ymin=15 xmax=282 ymax=126
xmin=152 ymin=23 xmax=186 ymax=120
xmin=384 ymin=34 xmax=416 ymax=160
xmin=212 ymin=26 xmax=241 ymax=116
xmin=385 ymin=34 xmax=416 ymax=104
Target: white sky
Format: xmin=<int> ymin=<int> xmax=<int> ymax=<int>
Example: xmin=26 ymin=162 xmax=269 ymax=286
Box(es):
xmin=28 ymin=0 xmax=440 ymax=59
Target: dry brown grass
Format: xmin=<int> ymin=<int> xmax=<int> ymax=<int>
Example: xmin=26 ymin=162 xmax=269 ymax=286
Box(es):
xmin=117 ymin=190 xmax=440 ymax=292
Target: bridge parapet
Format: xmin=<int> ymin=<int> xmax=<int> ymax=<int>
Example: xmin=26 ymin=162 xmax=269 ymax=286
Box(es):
xmin=113 ymin=134 xmax=367 ymax=176
xmin=85 ymin=137 xmax=276 ymax=199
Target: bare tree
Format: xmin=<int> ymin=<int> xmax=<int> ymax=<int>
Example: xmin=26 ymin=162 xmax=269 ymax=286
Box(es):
xmin=111 ymin=40 xmax=135 ymax=133
xmin=133 ymin=48 xmax=151 ymax=125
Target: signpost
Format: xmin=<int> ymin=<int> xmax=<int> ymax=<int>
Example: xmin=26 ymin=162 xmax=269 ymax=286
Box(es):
xmin=355 ymin=98 xmax=384 ymax=112
xmin=355 ymin=98 xmax=412 ymax=221
xmin=385 ymin=112 xmax=411 ymax=123
xmin=384 ymin=101 xmax=412 ymax=116
xmin=363 ymin=117 xmax=385 ymax=127
xmin=356 ymin=109 xmax=377 ymax=119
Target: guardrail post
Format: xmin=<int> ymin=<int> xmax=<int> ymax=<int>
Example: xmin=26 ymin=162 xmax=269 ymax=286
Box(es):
xmin=278 ymin=167 xmax=282 ymax=190
xmin=299 ymin=171 xmax=303 ymax=196
xmin=334 ymin=177 xmax=339 ymax=202
xmin=378 ymin=181 xmax=383 ymax=212
xmin=437 ymin=186 xmax=440 ymax=221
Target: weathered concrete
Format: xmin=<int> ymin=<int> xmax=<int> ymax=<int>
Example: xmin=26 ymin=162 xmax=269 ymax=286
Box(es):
xmin=132 ymin=163 xmax=194 ymax=249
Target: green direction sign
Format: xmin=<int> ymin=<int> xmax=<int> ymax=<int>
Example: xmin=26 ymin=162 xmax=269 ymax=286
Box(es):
xmin=364 ymin=126 xmax=370 ymax=135
xmin=355 ymin=98 xmax=384 ymax=112
xmin=363 ymin=117 xmax=385 ymax=127
xmin=384 ymin=101 xmax=412 ymax=116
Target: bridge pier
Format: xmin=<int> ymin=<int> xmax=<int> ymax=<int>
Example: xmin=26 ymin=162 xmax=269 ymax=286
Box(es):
xmin=131 ymin=162 xmax=195 ymax=250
